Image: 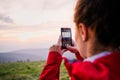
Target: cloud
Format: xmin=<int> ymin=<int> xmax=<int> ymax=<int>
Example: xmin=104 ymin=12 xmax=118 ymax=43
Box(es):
xmin=40 ymin=0 xmax=69 ymax=10
xmin=0 ymin=0 xmax=76 ymax=52
xmin=0 ymin=0 xmax=76 ymax=25
xmin=0 ymin=14 xmax=13 ymax=23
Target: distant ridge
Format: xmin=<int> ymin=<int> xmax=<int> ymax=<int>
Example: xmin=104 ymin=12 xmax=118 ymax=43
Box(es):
xmin=0 ymin=48 xmax=48 ymax=62
xmin=0 ymin=48 xmax=75 ymax=63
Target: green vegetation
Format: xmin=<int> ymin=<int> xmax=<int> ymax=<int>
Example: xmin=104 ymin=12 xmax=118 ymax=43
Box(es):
xmin=0 ymin=61 xmax=69 ymax=80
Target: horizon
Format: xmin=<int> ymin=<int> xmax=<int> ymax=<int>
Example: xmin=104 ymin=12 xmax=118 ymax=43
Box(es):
xmin=0 ymin=0 xmax=77 ymax=52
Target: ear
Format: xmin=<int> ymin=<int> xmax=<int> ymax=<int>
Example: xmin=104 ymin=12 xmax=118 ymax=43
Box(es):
xmin=78 ymin=23 xmax=88 ymax=41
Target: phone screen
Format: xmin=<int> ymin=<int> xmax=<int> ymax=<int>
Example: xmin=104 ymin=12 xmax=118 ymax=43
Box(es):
xmin=61 ymin=28 xmax=72 ymax=49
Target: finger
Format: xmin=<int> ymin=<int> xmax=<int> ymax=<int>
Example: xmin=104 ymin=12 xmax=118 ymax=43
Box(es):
xmin=52 ymin=45 xmax=55 ymax=47
xmin=61 ymin=49 xmax=67 ymax=54
xmin=72 ymin=39 xmax=76 ymax=46
xmin=56 ymin=35 xmax=61 ymax=46
xmin=66 ymin=45 xmax=78 ymax=53
xmin=67 ymin=45 xmax=75 ymax=51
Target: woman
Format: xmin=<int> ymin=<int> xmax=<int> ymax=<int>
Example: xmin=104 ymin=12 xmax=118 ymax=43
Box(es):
xmin=40 ymin=0 xmax=120 ymax=80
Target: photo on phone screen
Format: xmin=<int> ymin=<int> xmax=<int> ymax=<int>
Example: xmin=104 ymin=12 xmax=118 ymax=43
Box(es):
xmin=61 ymin=28 xmax=72 ymax=49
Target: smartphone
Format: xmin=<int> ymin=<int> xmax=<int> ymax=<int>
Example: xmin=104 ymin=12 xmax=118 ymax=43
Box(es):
xmin=61 ymin=28 xmax=72 ymax=49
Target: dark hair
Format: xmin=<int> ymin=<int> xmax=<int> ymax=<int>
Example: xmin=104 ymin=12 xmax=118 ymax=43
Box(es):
xmin=74 ymin=0 xmax=120 ymax=49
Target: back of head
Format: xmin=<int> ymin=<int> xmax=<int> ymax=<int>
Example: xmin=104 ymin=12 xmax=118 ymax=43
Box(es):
xmin=74 ymin=0 xmax=120 ymax=50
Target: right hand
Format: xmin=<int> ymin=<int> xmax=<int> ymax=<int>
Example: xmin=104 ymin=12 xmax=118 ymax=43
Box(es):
xmin=66 ymin=40 xmax=79 ymax=54
xmin=66 ymin=40 xmax=83 ymax=60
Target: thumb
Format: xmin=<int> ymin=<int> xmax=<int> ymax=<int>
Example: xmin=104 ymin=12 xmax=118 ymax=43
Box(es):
xmin=56 ymin=35 xmax=61 ymax=46
xmin=66 ymin=45 xmax=78 ymax=54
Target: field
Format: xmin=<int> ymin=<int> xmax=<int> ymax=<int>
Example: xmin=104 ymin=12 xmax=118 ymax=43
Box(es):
xmin=0 ymin=61 xmax=69 ymax=80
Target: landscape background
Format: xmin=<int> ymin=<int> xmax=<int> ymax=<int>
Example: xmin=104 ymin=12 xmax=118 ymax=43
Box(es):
xmin=0 ymin=48 xmax=75 ymax=80
xmin=0 ymin=48 xmax=75 ymax=63
xmin=0 ymin=0 xmax=77 ymax=79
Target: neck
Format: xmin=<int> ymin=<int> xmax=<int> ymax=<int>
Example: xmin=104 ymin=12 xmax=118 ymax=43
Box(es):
xmin=86 ymin=39 xmax=119 ymax=58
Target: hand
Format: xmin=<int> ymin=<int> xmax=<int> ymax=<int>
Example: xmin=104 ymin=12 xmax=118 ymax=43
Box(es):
xmin=66 ymin=40 xmax=83 ymax=60
xmin=49 ymin=36 xmax=67 ymax=55
xmin=66 ymin=40 xmax=79 ymax=54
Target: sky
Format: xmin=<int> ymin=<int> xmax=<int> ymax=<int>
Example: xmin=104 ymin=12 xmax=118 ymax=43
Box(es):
xmin=0 ymin=0 xmax=77 ymax=52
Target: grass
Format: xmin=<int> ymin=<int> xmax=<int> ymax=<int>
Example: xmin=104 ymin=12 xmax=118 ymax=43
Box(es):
xmin=0 ymin=61 xmax=69 ymax=80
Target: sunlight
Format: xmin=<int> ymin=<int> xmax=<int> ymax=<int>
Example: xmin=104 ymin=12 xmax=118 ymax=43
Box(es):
xmin=18 ymin=32 xmax=34 ymax=42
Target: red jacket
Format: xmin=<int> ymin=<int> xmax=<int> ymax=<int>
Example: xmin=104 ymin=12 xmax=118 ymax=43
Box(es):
xmin=40 ymin=51 xmax=120 ymax=80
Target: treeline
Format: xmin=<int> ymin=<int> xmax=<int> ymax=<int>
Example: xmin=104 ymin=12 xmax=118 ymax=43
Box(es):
xmin=0 ymin=59 xmax=45 ymax=63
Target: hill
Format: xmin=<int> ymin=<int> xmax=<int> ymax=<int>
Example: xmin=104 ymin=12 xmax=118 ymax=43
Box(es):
xmin=0 ymin=48 xmax=75 ymax=62
xmin=0 ymin=61 xmax=69 ymax=80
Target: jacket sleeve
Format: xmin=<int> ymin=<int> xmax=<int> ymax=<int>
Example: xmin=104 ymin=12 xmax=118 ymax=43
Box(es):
xmin=64 ymin=59 xmax=109 ymax=80
xmin=63 ymin=52 xmax=83 ymax=77
xmin=40 ymin=51 xmax=62 ymax=80
xmin=63 ymin=57 xmax=73 ymax=77
xmin=75 ymin=52 xmax=84 ymax=61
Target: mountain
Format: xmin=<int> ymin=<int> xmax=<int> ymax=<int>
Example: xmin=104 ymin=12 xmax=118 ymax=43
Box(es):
xmin=0 ymin=48 xmax=75 ymax=62
xmin=0 ymin=48 xmax=48 ymax=62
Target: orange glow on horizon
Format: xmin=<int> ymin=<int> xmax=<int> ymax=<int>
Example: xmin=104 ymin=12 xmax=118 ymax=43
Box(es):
xmin=17 ymin=32 xmax=34 ymax=42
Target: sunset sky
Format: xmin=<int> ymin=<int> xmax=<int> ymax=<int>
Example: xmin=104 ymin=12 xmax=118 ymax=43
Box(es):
xmin=0 ymin=0 xmax=77 ymax=52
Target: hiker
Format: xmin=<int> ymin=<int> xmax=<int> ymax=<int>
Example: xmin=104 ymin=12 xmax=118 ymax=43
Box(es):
xmin=40 ymin=0 xmax=120 ymax=80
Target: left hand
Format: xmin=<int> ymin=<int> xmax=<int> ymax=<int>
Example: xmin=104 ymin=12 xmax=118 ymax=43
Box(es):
xmin=49 ymin=36 xmax=67 ymax=55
